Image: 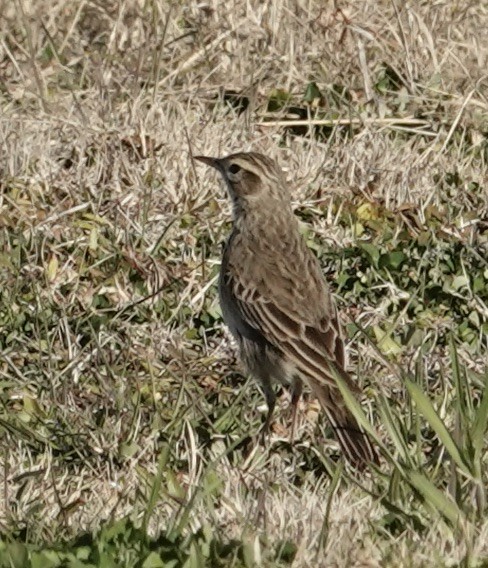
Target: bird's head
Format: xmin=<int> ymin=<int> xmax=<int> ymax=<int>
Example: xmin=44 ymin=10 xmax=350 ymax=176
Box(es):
xmin=195 ymin=152 xmax=289 ymax=213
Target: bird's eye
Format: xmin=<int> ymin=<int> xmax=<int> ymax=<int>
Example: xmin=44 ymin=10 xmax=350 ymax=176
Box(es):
xmin=228 ymin=163 xmax=241 ymax=175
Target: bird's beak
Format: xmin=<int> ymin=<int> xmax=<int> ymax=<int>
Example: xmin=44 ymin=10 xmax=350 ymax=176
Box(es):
xmin=194 ymin=155 xmax=222 ymax=171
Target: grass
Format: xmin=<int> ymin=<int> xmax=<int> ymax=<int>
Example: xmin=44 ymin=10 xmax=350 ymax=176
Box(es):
xmin=0 ymin=0 xmax=487 ymax=566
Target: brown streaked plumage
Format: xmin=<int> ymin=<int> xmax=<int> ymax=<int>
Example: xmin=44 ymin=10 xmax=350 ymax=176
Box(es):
xmin=195 ymin=151 xmax=379 ymax=470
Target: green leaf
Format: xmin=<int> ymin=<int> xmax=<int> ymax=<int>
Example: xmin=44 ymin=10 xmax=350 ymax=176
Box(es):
xmin=359 ymin=242 xmax=381 ymax=267
xmin=451 ymin=275 xmax=469 ymax=291
xmin=380 ymin=251 xmax=407 ymax=270
xmin=356 ymin=202 xmax=380 ymax=221
xmin=468 ymin=310 xmax=480 ymax=328
xmin=473 ymin=276 xmax=485 ymax=294
xmin=373 ymin=326 xmax=402 ymax=356
xmin=142 ymin=552 xmax=165 ymax=568
xmin=4 ymin=543 xmax=28 ymax=568
xmin=202 ymin=470 xmax=223 ymax=497
xmin=119 ymin=441 xmax=140 ymax=459
xmin=267 ymin=89 xmax=292 ymax=112
xmin=31 ymin=551 xmax=62 ymax=568
xmin=98 ymin=552 xmax=117 ymax=568
xmin=275 ymin=540 xmax=298 ymax=564
xmin=303 ymin=81 xmax=322 ymax=103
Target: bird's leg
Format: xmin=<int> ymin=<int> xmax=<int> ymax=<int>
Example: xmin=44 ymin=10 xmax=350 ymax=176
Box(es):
xmin=289 ymin=377 xmax=303 ymax=443
xmin=259 ymin=378 xmax=276 ymax=444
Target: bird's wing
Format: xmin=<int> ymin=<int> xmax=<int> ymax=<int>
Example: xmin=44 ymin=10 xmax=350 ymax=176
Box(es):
xmin=224 ymin=246 xmax=358 ymax=394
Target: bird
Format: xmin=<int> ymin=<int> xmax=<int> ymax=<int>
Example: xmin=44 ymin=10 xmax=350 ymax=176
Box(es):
xmin=195 ymin=151 xmax=379 ymax=469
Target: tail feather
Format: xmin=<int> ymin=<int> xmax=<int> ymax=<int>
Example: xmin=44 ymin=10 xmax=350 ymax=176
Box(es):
xmin=323 ymin=406 xmax=380 ymax=469
xmin=311 ymin=378 xmax=379 ymax=470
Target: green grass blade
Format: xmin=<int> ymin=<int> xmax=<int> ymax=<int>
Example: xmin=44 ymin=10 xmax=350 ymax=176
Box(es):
xmin=142 ymin=444 xmax=170 ymax=537
xmin=318 ymin=462 xmax=343 ymax=553
xmin=471 ymin=373 xmax=488 ymax=461
xmin=377 ymin=393 xmax=412 ymax=466
xmin=449 ymin=336 xmax=470 ymax=431
xmin=330 ymin=365 xmax=380 ymax=444
xmin=405 ymin=379 xmax=472 ymax=477
xmin=408 ymin=471 xmax=465 ymax=526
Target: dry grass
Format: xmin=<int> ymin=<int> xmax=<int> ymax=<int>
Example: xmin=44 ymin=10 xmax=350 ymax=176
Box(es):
xmin=1 ymin=0 xmax=487 ymax=566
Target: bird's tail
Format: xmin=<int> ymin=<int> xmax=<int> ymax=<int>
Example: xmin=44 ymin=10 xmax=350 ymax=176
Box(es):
xmin=312 ymin=376 xmax=379 ymax=470
xmin=323 ymin=404 xmax=379 ymax=469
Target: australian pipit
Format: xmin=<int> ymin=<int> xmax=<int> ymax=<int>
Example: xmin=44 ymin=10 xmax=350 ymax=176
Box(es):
xmin=195 ymin=151 xmax=379 ymax=469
